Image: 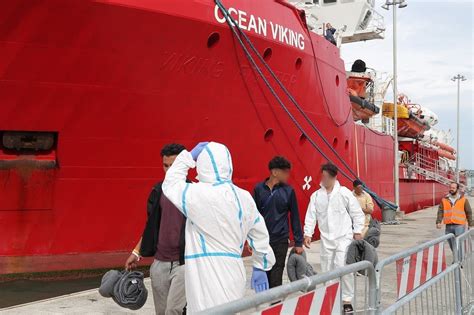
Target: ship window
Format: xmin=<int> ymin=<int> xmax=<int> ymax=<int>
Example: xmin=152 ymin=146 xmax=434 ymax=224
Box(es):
xmin=323 ymin=0 xmax=337 ymax=4
xmin=333 ymin=137 xmax=338 ymax=148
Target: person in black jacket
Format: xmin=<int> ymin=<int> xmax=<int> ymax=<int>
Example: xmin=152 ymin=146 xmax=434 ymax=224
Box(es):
xmin=125 ymin=143 xmax=187 ymax=315
xmin=324 ymin=23 xmax=337 ymax=45
xmin=253 ymin=156 xmax=304 ymax=288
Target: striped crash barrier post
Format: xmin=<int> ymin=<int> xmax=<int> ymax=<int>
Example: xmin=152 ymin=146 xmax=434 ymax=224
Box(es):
xmin=258 ymin=282 xmax=340 ymax=315
xmin=374 ymin=233 xmax=462 ymax=314
xmin=396 ymin=241 xmax=447 ymax=298
xmin=198 ymin=261 xmax=377 ymax=315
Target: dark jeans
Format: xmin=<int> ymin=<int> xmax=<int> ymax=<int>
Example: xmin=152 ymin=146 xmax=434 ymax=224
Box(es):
xmin=445 ymin=224 xmax=466 ymax=253
xmin=267 ymin=239 xmax=289 ymax=288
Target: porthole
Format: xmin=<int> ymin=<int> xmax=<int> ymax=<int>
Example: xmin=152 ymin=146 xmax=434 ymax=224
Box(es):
xmin=264 ymin=129 xmax=274 ymax=142
xmin=295 ymin=58 xmax=302 ymax=70
xmin=207 ymin=32 xmax=220 ymax=48
xmin=299 ymin=133 xmax=307 ymax=145
xmin=263 ymin=48 xmax=272 ymax=61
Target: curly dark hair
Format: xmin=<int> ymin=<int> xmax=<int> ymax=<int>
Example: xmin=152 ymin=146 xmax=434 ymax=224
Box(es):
xmin=268 ymin=156 xmax=291 ymax=170
xmin=353 ymin=179 xmax=363 ymax=187
xmin=321 ymin=163 xmax=338 ymax=177
xmin=160 ymin=143 xmax=186 ymax=157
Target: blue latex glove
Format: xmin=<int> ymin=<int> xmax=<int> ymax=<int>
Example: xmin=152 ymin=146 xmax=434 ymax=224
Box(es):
xmin=251 ymin=267 xmax=269 ymax=293
xmin=190 ymin=142 xmax=209 ymax=161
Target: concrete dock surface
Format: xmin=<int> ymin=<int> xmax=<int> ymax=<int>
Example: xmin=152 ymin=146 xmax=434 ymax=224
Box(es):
xmin=2 ymin=199 xmax=469 ymax=315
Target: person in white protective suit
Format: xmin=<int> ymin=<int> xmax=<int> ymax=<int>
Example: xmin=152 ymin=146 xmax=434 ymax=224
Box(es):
xmin=162 ymin=141 xmax=276 ymax=313
xmin=303 ymin=163 xmax=365 ymax=314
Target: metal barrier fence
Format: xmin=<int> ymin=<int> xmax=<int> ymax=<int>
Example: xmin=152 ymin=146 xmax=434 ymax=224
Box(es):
xmin=456 ymin=229 xmax=474 ymax=314
xmin=199 ymin=261 xmax=377 ymax=314
xmin=375 ymin=233 xmax=460 ymax=314
xmin=202 ymin=232 xmax=474 ymax=314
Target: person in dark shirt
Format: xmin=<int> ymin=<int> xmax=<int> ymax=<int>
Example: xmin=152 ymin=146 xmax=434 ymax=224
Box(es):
xmin=253 ymin=156 xmax=304 ymax=288
xmin=125 ymin=143 xmax=187 ymax=315
xmin=324 ymin=23 xmax=337 ymax=45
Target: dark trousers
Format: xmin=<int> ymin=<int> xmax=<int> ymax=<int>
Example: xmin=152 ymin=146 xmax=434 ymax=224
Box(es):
xmin=267 ymin=239 xmax=289 ymax=288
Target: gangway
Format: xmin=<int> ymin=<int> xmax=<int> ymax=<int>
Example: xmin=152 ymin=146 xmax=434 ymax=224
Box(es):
xmin=405 ymin=153 xmax=469 ymax=192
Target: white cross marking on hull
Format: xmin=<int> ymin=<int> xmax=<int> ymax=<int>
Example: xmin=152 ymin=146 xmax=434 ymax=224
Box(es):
xmin=302 ymin=176 xmax=312 ymax=190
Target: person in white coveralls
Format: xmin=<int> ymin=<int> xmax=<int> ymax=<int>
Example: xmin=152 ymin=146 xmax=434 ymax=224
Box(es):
xmin=303 ymin=163 xmax=365 ymax=314
xmin=162 ymin=141 xmax=275 ymax=313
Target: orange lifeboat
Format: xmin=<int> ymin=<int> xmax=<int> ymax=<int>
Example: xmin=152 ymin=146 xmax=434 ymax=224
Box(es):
xmin=435 ymin=141 xmax=455 ymax=154
xmin=382 ymin=94 xmax=430 ymax=138
xmin=438 ymin=149 xmax=456 ymax=160
xmin=347 ymin=75 xmax=368 ymax=99
xmin=347 ymin=74 xmax=380 ymax=122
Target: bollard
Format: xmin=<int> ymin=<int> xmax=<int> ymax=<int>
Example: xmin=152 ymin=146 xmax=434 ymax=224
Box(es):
xmin=381 ymin=205 xmax=396 ymax=222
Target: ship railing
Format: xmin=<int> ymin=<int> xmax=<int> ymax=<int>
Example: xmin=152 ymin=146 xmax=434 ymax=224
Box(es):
xmin=405 ymin=154 xmax=471 ymax=192
xmin=405 ymin=153 xmax=446 ymax=181
xmin=407 ymin=153 xmax=438 ymax=171
xmin=198 ymin=261 xmax=377 ymax=314
xmin=341 ymin=6 xmax=386 ymax=44
xmin=358 ymin=7 xmax=383 ymax=32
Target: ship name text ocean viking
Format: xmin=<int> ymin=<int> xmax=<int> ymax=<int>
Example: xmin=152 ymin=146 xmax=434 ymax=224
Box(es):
xmin=214 ymin=5 xmax=305 ymax=51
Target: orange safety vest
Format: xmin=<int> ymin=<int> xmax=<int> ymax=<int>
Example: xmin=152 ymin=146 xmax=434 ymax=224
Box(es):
xmin=442 ymin=196 xmax=467 ymax=225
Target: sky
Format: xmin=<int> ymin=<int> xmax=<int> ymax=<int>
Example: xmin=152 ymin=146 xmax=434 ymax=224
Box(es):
xmin=340 ymin=0 xmax=474 ymax=170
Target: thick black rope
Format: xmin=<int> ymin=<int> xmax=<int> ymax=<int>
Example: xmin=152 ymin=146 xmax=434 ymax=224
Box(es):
xmin=216 ymin=0 xmax=358 ymax=180
xmin=214 ymin=0 xmax=355 ymax=181
xmin=215 ymin=0 xmax=397 ymax=210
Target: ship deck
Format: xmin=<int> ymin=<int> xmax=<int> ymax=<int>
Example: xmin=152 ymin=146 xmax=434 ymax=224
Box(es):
xmin=2 ymin=199 xmax=470 ymax=314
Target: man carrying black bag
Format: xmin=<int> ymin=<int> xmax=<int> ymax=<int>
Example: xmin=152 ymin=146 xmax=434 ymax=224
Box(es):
xmin=125 ymin=143 xmax=187 ymax=315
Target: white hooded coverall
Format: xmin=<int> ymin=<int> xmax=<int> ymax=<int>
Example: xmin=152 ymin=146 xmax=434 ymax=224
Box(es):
xmin=304 ymin=180 xmax=365 ymax=302
xmin=162 ymin=142 xmax=275 ymax=313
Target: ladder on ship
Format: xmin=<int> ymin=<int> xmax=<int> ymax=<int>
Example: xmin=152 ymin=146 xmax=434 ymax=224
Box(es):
xmin=404 ymin=153 xmax=469 ymax=192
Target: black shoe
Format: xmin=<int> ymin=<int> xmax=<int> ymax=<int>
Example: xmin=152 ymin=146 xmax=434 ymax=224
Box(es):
xmin=343 ymin=304 xmax=354 ymax=314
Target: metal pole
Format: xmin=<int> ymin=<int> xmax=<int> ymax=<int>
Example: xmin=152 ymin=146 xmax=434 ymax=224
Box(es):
xmin=451 ymin=74 xmax=466 ymax=183
xmin=392 ymin=3 xmax=400 ymax=210
xmin=456 ymin=77 xmax=460 ymax=182
xmin=453 ymin=231 xmax=469 ymax=314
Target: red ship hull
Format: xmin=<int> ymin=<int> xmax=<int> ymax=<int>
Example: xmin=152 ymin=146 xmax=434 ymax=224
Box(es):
xmin=0 ymin=0 xmax=446 ymax=274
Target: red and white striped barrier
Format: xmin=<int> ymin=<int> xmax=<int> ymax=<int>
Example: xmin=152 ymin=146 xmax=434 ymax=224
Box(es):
xmin=396 ymin=242 xmax=447 ymax=299
xmin=257 ymin=282 xmax=340 ymax=315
